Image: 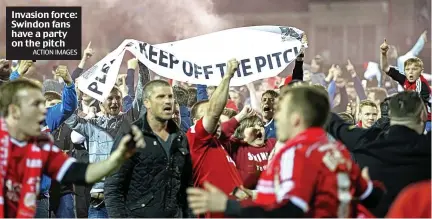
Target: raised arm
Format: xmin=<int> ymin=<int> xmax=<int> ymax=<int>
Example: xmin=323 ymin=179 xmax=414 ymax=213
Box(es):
xmin=380 ymin=39 xmax=391 ymax=73
xmin=346 ymin=60 xmax=367 ymax=101
xmin=202 ymin=59 xmax=239 ymax=133
xmin=72 ymin=42 xmax=94 ymax=80
xmin=406 ymin=30 xmax=427 ymax=57
xmin=130 ymin=61 xmax=150 ymax=114
xmin=45 ymin=65 xmax=78 ymax=131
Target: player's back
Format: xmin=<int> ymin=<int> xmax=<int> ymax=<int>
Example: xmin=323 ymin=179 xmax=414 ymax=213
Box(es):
xmin=304 ymin=141 xmax=368 ymax=218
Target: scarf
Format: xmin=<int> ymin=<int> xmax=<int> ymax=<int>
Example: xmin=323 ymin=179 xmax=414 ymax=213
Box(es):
xmin=0 ymin=118 xmax=43 ymax=218
xmin=404 ymin=76 xmax=428 ymax=94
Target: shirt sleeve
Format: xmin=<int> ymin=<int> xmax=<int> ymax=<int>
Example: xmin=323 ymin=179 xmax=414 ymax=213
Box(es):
xmin=386 ymin=67 xmax=407 ymax=86
xmin=186 ymin=118 xmax=213 ymax=151
xmin=276 ymin=147 xmax=318 ymax=212
xmin=43 ymin=144 xmax=77 ymax=182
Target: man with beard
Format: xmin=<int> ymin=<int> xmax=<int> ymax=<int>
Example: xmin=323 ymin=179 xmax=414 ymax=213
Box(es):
xmin=104 ymin=80 xmax=193 ymax=218
xmin=64 ymin=64 xmax=147 ymax=218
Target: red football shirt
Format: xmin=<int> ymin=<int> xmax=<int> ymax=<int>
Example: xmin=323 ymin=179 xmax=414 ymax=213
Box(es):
xmin=4 ymin=138 xmax=75 ymax=218
xmin=386 ymin=180 xmax=431 ymax=218
xmin=255 ymin=128 xmax=372 ymax=218
xmin=187 ymin=118 xmax=243 ymax=218
xmin=228 ymin=138 xmax=276 ymax=189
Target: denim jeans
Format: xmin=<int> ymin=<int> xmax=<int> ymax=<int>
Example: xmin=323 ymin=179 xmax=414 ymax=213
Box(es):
xmin=54 ymin=193 xmax=76 ymax=218
xmin=88 ymin=206 xmax=108 ymax=218
xmin=34 ymin=198 xmax=49 ymax=218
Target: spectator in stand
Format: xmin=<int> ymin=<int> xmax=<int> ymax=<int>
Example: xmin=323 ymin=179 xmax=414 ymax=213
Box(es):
xmin=356 ymin=100 xmax=379 ymax=128
xmin=380 ymin=39 xmax=431 ymax=131
xmin=104 ymin=80 xmax=193 ymax=218
xmin=327 ymin=91 xmax=431 ymax=217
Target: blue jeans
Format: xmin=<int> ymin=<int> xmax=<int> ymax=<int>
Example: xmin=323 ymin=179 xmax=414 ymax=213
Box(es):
xmin=55 ymin=193 xmax=76 ymax=218
xmin=34 ymin=198 xmax=49 ymax=218
xmin=88 ymin=206 xmax=108 ymax=218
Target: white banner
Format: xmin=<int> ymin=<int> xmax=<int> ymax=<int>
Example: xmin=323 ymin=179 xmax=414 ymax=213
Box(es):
xmin=78 ymin=26 xmax=306 ymax=102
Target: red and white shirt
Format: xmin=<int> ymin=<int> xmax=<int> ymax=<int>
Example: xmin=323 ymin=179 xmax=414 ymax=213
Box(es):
xmin=186 ymin=118 xmax=243 ymax=218
xmin=254 ymin=128 xmax=372 ymax=218
xmin=4 ymin=138 xmax=75 ymax=218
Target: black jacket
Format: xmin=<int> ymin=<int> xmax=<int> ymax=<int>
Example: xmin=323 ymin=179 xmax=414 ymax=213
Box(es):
xmin=327 ymin=113 xmax=431 ymax=217
xmin=104 ymin=113 xmax=193 ymax=218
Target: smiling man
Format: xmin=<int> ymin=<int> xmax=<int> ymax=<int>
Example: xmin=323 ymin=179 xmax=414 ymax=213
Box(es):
xmin=64 ymin=63 xmax=147 ymax=218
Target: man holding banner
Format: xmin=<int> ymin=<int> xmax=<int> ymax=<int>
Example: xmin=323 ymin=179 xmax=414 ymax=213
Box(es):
xmin=65 ymin=64 xmax=147 ymax=218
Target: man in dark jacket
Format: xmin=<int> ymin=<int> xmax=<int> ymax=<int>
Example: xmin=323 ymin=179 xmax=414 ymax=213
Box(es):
xmin=327 ymin=91 xmax=431 ymax=217
xmin=104 ymin=80 xmax=193 ymax=218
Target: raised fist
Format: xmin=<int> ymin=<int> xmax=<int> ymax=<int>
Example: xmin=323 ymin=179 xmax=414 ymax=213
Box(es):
xmin=380 ymin=39 xmax=389 ymax=55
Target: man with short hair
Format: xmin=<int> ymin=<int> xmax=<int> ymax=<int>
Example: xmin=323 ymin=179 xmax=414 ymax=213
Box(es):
xmin=187 ymin=59 xmax=250 ymax=218
xmin=65 ymin=65 xmax=146 ymax=218
xmin=105 ymin=79 xmax=193 ymax=218
xmin=187 ymin=86 xmax=383 ymax=217
xmin=357 ymin=100 xmax=379 ymax=128
xmin=0 ymin=79 xmax=145 ymax=218
xmin=327 ymin=91 xmax=431 ymax=217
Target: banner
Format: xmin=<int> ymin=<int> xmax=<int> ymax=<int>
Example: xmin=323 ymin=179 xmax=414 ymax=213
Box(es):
xmin=78 ymin=26 xmax=307 ymax=102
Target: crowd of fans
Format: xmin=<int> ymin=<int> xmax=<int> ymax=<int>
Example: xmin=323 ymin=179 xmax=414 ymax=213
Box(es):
xmin=0 ymin=29 xmax=430 ymax=218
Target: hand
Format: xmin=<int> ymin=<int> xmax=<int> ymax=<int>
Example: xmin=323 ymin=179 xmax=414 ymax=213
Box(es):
xmin=84 ymin=106 xmax=97 ymax=120
xmin=82 ymin=42 xmax=94 ymax=60
xmin=17 ymin=60 xmax=33 ymax=75
xmin=235 ymin=105 xmax=256 ymax=121
xmin=0 ymin=59 xmax=11 ymax=77
xmin=110 ymin=125 xmax=145 ymax=163
xmin=187 ymin=182 xmax=228 ymax=215
xmin=346 ymin=59 xmax=356 ymax=77
xmin=333 ymin=65 xmax=342 ymax=79
xmin=225 ymin=59 xmax=239 ymax=79
xmin=421 ymin=30 xmax=428 ymax=43
xmin=361 ymin=167 xmax=370 ymax=181
xmin=231 ymin=186 xmax=254 ymax=201
xmin=380 ymin=39 xmax=389 ymax=55
xmin=298 ymin=34 xmax=308 ymax=56
xmin=118 ymin=77 xmax=128 ymax=97
xmin=127 ymin=58 xmax=138 ymax=70
xmin=54 ymin=65 xmax=73 ymax=85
